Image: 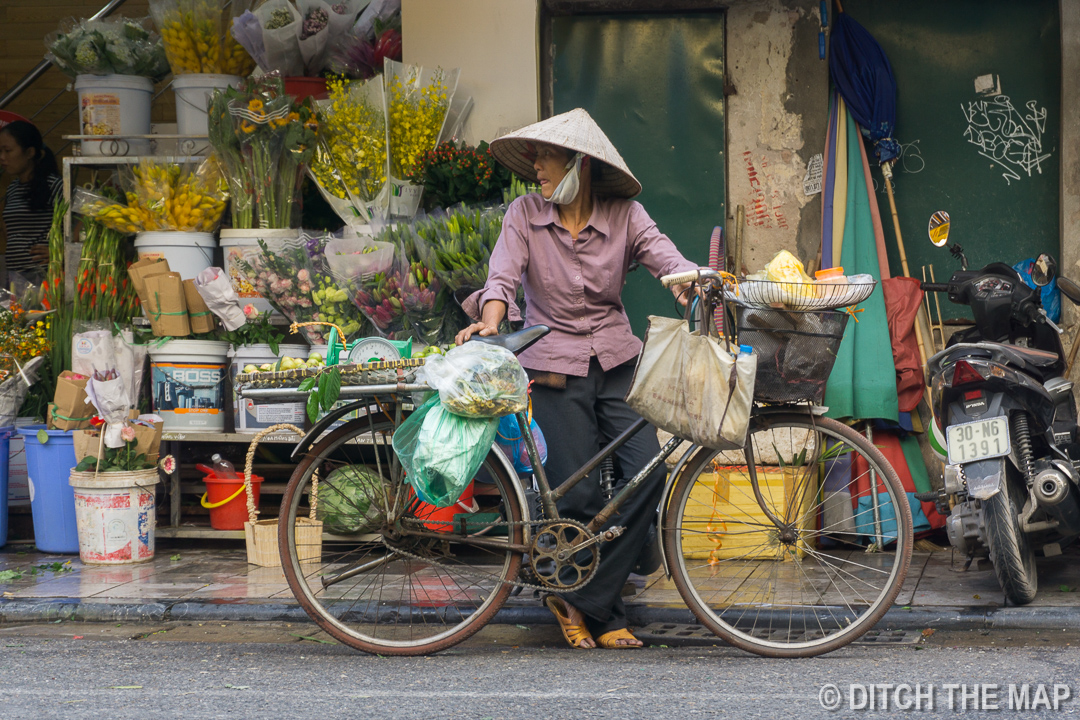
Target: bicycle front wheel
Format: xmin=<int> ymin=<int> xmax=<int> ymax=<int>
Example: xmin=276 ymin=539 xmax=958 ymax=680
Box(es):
xmin=664 ymin=412 xmax=912 ymax=657
xmin=279 ymin=411 xmax=525 ymax=656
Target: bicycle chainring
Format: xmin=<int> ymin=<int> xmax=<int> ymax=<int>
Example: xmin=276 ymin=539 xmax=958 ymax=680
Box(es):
xmin=529 ymin=520 xmax=600 ymax=591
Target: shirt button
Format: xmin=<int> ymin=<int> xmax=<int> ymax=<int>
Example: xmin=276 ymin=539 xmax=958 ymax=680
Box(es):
xmin=579 ymin=317 xmax=585 ymax=321
xmin=587 ymin=333 xmax=592 ymax=338
xmin=575 ymin=275 xmax=580 ymax=280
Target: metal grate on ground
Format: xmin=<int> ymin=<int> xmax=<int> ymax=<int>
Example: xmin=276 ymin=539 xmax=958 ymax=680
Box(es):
xmin=635 ymin=623 xmax=923 ymax=647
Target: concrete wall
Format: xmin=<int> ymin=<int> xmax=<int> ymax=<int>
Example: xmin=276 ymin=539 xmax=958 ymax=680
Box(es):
xmin=725 ymin=0 xmax=827 ymax=273
xmin=401 ymin=0 xmax=539 ymax=145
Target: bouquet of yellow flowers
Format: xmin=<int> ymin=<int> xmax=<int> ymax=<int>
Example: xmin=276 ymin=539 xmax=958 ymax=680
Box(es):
xmin=384 ymin=60 xmax=459 ymax=217
xmin=309 ymin=75 xmax=389 ymax=226
xmin=149 ymin=0 xmax=254 ymax=76
xmin=72 ymin=158 xmax=228 ymax=233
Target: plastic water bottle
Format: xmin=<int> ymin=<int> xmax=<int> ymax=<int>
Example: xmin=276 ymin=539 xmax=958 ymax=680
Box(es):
xmin=738 ymin=344 xmax=754 ymax=359
xmin=210 ymin=453 xmax=238 ymax=479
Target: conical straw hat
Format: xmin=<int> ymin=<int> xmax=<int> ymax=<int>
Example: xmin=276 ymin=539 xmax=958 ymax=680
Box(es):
xmin=490 ymin=108 xmax=642 ymax=199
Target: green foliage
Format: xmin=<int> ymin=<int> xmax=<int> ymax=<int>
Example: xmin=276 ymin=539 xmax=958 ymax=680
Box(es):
xmin=304 ymin=368 xmax=342 ymax=423
xmin=408 ymin=141 xmax=514 ymax=211
xmin=223 ymin=312 xmax=285 ymax=355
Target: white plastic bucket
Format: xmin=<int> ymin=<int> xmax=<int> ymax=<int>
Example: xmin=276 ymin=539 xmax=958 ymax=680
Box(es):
xmin=219 ymin=228 xmax=298 ymax=317
xmin=230 ymin=343 xmax=308 ymax=433
xmin=173 ymin=74 xmax=241 ymax=143
xmin=149 ymin=340 xmax=231 ymax=431
xmin=69 ymin=470 xmax=159 ymax=564
xmin=134 ymin=231 xmax=216 ymax=281
xmin=74 ymin=74 xmax=152 ymax=157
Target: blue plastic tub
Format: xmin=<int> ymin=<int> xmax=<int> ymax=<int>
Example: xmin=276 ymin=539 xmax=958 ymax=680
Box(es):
xmin=17 ymin=426 xmax=79 ymax=553
xmin=0 ymin=427 xmax=10 ymax=548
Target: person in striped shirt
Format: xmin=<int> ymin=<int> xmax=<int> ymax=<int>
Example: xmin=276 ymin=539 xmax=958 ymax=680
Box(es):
xmin=0 ymin=121 xmax=62 ymax=285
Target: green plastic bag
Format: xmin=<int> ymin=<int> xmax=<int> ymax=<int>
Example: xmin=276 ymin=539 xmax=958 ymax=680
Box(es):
xmin=316 ymin=465 xmax=387 ymax=534
xmin=393 ymin=396 xmax=499 ymax=508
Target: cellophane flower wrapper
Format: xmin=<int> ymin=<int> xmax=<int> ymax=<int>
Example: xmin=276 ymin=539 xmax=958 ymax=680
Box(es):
xmin=296 ymin=0 xmax=332 ymax=75
xmin=230 ymin=11 xmax=268 ymax=71
xmin=235 ymin=235 xmax=323 ymax=344
xmin=207 ymin=85 xmax=254 ymax=228
xmin=253 ymin=0 xmax=304 ymax=77
xmin=328 ymin=231 xmax=408 ymax=338
xmin=195 ymin=266 xmax=246 ymax=330
xmin=220 ymin=0 xmax=257 ymax=76
xmin=326 ymin=0 xmax=363 ymax=44
xmin=353 ymin=0 xmax=401 ymax=40
xmin=310 ymin=76 xmax=389 ymax=228
xmin=45 ymin=16 xmax=170 ymax=81
xmin=419 ymin=204 xmax=503 ymax=294
xmin=373 ymin=221 xmax=445 ymax=345
xmin=384 ymin=60 xmax=459 ymax=217
xmin=150 ymin=0 xmax=253 ymax=75
xmin=128 ymin=158 xmax=229 ymax=232
xmin=300 ymin=231 xmax=367 ymax=340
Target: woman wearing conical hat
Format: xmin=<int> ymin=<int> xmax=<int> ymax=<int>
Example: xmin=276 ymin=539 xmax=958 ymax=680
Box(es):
xmin=458 ymin=109 xmax=703 ymax=649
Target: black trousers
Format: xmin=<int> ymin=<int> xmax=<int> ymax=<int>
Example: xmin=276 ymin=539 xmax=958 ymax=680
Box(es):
xmin=529 ymin=358 xmax=666 ymax=636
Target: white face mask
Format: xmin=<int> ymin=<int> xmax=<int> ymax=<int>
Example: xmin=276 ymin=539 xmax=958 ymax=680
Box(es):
xmin=548 ymin=152 xmax=585 ymax=205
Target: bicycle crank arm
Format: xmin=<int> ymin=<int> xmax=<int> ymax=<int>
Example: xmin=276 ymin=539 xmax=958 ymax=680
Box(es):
xmin=401 ymin=530 xmax=531 ymax=554
xmin=556 ymin=526 xmax=625 ymax=561
xmin=321 ymin=553 xmax=397 ymax=589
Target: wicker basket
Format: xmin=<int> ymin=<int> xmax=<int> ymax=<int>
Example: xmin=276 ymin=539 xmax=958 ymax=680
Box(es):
xmin=243 ymin=423 xmax=322 ymax=567
xmin=235 ymin=357 xmax=425 ymax=391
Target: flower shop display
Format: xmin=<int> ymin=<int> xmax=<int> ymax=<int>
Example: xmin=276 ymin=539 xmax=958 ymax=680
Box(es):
xmin=207 ymin=76 xmax=319 ymax=230
xmin=309 ymin=76 xmax=389 ymax=226
xmin=227 ymin=309 xmax=310 ymax=433
xmin=231 ymin=0 xmax=365 ymax=79
xmin=328 ymin=12 xmax=402 ymax=80
xmin=0 ymin=303 xmax=49 ymax=427
xmin=72 ymin=219 xmax=142 ymax=323
xmin=45 ymin=16 xmax=170 ymax=81
xmin=408 ymin=140 xmax=515 ymax=213
xmin=73 ymin=158 xmax=228 ymax=234
xmin=149 ymin=0 xmax=255 ymax=76
xmin=234 ymin=231 xmax=365 ymax=345
xmin=384 ymin=60 xmax=460 ymax=217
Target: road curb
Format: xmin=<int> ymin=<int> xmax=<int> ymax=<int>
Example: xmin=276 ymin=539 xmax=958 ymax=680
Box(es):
xmin=3 ymin=597 xmax=1079 ymax=631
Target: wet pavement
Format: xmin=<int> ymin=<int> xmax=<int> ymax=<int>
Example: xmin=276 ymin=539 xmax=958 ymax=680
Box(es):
xmin=2 ymin=542 xmax=1080 ymax=629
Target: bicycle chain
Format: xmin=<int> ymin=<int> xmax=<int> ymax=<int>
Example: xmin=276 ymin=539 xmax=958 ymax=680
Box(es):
xmin=382 ymin=517 xmax=602 ymax=593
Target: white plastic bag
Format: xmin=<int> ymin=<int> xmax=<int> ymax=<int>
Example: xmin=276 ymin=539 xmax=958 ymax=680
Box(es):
xmin=255 ymin=0 xmax=303 ymax=77
xmin=296 ymin=0 xmax=332 ymax=74
xmin=420 ymin=343 xmax=528 ymax=418
xmin=195 ymin=267 xmax=246 ymax=331
xmin=625 ymin=316 xmax=756 ymax=450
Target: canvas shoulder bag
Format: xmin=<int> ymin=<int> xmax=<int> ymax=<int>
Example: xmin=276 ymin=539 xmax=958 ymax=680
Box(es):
xmin=625 ymin=315 xmax=757 ymax=450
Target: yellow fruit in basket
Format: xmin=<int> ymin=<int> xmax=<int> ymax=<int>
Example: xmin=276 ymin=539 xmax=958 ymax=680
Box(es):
xmin=242 ymin=364 xmax=259 ymax=374
xmin=259 ymin=363 xmax=273 ymax=372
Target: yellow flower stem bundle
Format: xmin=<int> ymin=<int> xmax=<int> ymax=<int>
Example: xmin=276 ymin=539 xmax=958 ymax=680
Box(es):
xmin=310 ymin=76 xmax=388 ymax=217
xmin=384 ymin=61 xmax=458 ymax=181
xmin=150 ymin=0 xmax=254 ymax=75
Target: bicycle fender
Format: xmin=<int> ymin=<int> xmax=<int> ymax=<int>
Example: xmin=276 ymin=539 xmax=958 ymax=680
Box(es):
xmin=657 ymin=442 xmax=701 ymax=580
xmin=289 ymin=400 xmax=377 ymax=460
xmin=963 ymin=457 xmax=1006 ymax=500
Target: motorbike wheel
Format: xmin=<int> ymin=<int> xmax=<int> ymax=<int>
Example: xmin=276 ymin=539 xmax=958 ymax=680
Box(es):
xmin=982 ymin=470 xmax=1038 ymax=605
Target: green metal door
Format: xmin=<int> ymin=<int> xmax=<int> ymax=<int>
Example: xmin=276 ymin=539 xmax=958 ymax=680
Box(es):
xmin=552 ymin=13 xmax=726 ymax=335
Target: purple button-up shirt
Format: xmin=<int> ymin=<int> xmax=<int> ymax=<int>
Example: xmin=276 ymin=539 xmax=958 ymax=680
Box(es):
xmin=471 ymin=193 xmax=698 ymax=377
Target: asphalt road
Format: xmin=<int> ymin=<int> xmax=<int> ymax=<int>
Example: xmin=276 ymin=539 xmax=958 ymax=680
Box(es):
xmin=2 ymin=623 xmax=1080 ymax=719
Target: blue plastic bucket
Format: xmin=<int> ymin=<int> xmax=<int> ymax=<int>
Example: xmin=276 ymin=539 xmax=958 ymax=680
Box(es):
xmin=0 ymin=427 xmax=11 ymax=547
xmin=18 ymin=426 xmax=79 ymax=553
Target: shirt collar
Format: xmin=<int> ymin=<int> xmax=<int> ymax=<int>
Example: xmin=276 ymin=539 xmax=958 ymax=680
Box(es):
xmin=528 ymin=196 xmax=610 ymax=239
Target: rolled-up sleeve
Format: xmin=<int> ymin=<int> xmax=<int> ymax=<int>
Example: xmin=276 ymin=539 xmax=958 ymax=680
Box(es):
xmin=627 ymin=201 xmax=699 ymax=278
xmin=475 ymin=198 xmax=530 ymax=317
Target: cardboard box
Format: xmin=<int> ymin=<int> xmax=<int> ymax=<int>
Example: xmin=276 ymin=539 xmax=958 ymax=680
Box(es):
xmin=74 ymin=412 xmax=164 ymax=466
xmin=48 ymin=371 xmax=93 ymax=430
xmin=144 ymin=272 xmax=191 ymax=337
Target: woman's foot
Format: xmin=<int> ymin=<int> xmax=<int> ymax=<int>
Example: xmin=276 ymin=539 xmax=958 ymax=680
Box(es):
xmin=596 ymin=628 xmax=643 ymax=649
xmin=544 ymin=595 xmax=596 ymax=649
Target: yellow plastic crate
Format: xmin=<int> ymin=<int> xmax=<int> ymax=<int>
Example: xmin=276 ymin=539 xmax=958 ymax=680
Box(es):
xmin=681 ymin=466 xmax=817 ymax=561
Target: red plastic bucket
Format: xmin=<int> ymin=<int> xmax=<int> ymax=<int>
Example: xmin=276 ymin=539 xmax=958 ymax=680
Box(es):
xmin=201 ymin=474 xmax=263 ymax=530
xmin=412 ymin=482 xmax=479 ymax=533
xmin=283 ymin=77 xmax=329 ymax=101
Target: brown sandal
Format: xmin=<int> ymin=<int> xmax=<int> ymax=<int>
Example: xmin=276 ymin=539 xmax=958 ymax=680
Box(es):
xmin=596 ymin=628 xmax=643 ymax=649
xmin=544 ymin=595 xmax=595 ymax=649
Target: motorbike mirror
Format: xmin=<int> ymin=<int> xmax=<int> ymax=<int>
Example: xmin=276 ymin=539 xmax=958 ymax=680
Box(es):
xmin=1058 ymin=277 xmax=1080 ymax=305
xmin=928 ymin=211 xmax=951 ymax=247
xmin=1030 ymin=253 xmax=1057 ymax=287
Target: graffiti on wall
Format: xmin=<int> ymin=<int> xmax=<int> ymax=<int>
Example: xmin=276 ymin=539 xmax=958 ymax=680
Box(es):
xmin=743 ymin=151 xmax=788 ymax=229
xmin=961 ymin=95 xmax=1050 ymax=185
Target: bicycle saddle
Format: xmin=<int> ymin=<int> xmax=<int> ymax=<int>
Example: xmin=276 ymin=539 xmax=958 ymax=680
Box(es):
xmin=470 ymin=325 xmax=550 ymax=355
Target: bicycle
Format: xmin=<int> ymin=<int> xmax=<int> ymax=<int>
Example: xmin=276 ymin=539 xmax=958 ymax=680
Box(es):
xmin=248 ymin=269 xmax=912 ymax=658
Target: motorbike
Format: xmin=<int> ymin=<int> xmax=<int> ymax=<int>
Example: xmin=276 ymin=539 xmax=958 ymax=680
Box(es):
xmin=921 ymin=211 xmax=1080 ymax=604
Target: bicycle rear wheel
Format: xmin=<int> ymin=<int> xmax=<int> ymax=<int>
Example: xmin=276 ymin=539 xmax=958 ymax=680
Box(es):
xmin=279 ymin=410 xmax=525 ymax=656
xmin=663 ymin=412 xmax=912 ymax=657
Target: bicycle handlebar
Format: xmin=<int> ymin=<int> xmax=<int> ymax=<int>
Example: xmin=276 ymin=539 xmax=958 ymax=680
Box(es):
xmin=922 ymin=282 xmax=949 ymax=293
xmin=660 ymin=268 xmax=719 ymax=288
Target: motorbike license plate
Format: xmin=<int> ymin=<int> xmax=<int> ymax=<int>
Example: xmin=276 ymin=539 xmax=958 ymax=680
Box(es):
xmin=946 ymin=417 xmax=1010 ymax=465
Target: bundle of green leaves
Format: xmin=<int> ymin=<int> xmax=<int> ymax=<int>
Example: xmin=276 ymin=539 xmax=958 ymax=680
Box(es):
xmin=46 ymin=16 xmax=170 ymax=81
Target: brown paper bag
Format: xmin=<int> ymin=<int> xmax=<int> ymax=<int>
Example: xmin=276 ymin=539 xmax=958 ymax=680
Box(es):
xmin=145 ymin=272 xmax=191 ymax=337
xmin=127 ymin=257 xmax=171 ymax=309
xmin=74 ymin=418 xmax=164 ymax=465
xmin=48 ymin=370 xmax=93 ymax=430
xmin=183 ymin=279 xmax=217 ymax=334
